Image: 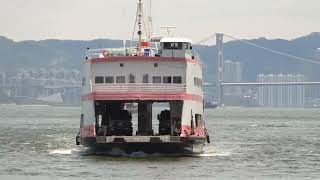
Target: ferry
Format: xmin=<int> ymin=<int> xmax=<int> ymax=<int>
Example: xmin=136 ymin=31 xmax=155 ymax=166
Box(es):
xmin=76 ymin=0 xmax=210 ymax=154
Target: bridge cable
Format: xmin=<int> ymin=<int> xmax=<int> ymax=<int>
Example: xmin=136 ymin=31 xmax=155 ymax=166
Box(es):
xmin=223 ymin=33 xmax=320 ymax=65
xmin=194 ymin=33 xmax=216 ymax=45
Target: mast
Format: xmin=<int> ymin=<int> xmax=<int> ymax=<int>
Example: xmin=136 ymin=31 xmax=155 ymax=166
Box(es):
xmin=137 ymin=0 xmax=143 ymax=49
xmin=132 ymin=0 xmax=152 ymax=50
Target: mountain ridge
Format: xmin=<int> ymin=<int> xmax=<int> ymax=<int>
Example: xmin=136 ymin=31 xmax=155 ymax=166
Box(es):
xmin=0 ymin=32 xmax=319 ymax=81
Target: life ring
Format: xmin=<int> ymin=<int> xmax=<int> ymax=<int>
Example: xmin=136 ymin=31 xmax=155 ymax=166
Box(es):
xmin=102 ymin=50 xmax=110 ymax=57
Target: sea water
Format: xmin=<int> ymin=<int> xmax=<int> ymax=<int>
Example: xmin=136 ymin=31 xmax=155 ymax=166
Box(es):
xmin=0 ymin=105 xmax=319 ymax=179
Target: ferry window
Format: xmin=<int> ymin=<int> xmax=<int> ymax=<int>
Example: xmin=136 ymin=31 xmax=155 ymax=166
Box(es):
xmin=163 ymin=42 xmax=183 ymax=50
xmin=152 ymin=76 xmax=161 ymax=83
xmin=154 ymin=63 xmax=158 ymax=67
xmin=129 ymin=74 xmax=135 ymax=83
xmin=163 ymin=76 xmax=172 ymax=84
xmin=116 ymin=76 xmax=125 ymax=83
xmin=163 ymin=43 xmax=171 ymax=49
xmin=171 ymin=43 xmax=179 ymax=49
xmin=182 ymin=43 xmax=188 ymax=50
xmin=194 ymin=77 xmax=202 ymax=87
xmin=195 ymin=114 xmax=202 ymax=127
xmin=120 ymin=63 xmax=124 ymax=67
xmin=95 ymin=76 xmax=104 ymax=84
xmin=105 ymin=76 xmax=114 ymax=83
xmin=143 ymin=74 xmax=149 ymax=83
xmin=173 ymin=76 xmax=182 ymax=84
xmin=186 ymin=43 xmax=191 ymax=50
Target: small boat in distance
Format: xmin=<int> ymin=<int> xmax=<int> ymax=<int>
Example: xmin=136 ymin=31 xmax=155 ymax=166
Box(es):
xmin=76 ymin=0 xmax=210 ymax=154
xmin=205 ymin=101 xmax=219 ymax=109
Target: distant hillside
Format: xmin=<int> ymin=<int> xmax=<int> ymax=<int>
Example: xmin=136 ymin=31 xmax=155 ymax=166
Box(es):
xmin=0 ymin=37 xmax=124 ymax=71
xmin=1 ymin=32 xmax=320 ymax=82
xmin=195 ymin=32 xmax=320 ymax=82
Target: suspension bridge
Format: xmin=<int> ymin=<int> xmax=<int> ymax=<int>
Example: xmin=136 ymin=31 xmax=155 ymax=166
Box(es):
xmin=196 ymin=33 xmax=320 ymax=105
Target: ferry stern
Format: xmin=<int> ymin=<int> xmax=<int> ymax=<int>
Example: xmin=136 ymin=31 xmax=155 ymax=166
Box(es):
xmin=76 ymin=0 xmax=210 ymax=155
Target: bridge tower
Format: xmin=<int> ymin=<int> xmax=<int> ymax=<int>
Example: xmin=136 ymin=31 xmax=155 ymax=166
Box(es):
xmin=216 ymin=33 xmax=224 ymax=104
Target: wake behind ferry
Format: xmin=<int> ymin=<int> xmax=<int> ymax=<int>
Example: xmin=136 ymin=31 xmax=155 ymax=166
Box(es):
xmin=76 ymin=0 xmax=210 ymax=154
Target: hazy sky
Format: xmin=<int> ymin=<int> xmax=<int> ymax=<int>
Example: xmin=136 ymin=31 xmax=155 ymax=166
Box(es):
xmin=1 ymin=0 xmax=319 ymax=42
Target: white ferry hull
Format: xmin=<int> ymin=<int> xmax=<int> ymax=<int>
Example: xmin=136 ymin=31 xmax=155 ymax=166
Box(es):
xmin=77 ymin=1 xmax=211 ymax=155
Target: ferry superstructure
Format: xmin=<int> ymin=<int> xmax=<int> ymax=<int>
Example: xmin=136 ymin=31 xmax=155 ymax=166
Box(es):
xmin=76 ymin=0 xmax=210 ymax=154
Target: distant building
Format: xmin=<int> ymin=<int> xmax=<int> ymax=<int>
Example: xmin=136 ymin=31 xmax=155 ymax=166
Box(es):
xmin=0 ymin=72 xmax=5 ymax=85
xmin=1 ymin=68 xmax=81 ymax=105
xmin=222 ymin=60 xmax=242 ymax=105
xmin=305 ymin=84 xmax=320 ymax=107
xmin=257 ymin=74 xmax=305 ymax=107
xmin=223 ymin=60 xmax=242 ymax=96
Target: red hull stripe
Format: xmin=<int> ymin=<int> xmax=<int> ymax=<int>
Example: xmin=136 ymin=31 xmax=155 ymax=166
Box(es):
xmin=82 ymin=92 xmax=203 ymax=102
xmin=80 ymin=125 xmax=96 ymax=138
xmin=181 ymin=125 xmax=206 ymax=137
xmin=86 ymin=56 xmax=201 ymax=65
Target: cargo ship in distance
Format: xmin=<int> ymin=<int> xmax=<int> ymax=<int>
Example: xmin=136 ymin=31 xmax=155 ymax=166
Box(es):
xmin=76 ymin=0 xmax=210 ymax=154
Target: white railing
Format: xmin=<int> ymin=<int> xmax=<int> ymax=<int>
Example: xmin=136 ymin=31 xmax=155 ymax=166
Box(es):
xmin=87 ymin=48 xmax=128 ymax=58
xmin=92 ymin=83 xmax=186 ymax=93
xmin=86 ymin=47 xmax=200 ymax=61
xmin=86 ymin=47 xmax=158 ymax=59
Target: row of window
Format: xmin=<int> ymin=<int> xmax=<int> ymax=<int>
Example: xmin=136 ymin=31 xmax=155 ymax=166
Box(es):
xmin=118 ymin=63 xmax=159 ymax=68
xmin=95 ymin=75 xmax=203 ymax=87
xmin=95 ymin=75 xmax=182 ymax=84
xmin=162 ymin=42 xmax=192 ymax=50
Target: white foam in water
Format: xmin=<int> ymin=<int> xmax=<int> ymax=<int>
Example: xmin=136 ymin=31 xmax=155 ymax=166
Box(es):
xmin=197 ymin=151 xmax=231 ymax=157
xmin=49 ymin=148 xmax=80 ymax=155
xmin=194 ymin=146 xmax=232 ymax=157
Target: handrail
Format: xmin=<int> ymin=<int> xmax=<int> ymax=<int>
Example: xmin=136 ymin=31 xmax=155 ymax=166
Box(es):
xmin=86 ymin=47 xmax=159 ymax=59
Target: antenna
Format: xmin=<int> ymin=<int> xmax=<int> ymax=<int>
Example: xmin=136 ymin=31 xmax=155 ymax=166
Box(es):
xmin=147 ymin=0 xmax=153 ymax=39
xmin=160 ymin=26 xmax=176 ymax=37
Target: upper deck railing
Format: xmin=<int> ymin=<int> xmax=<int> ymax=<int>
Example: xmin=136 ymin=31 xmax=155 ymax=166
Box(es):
xmin=92 ymin=83 xmax=187 ymax=93
xmin=86 ymin=47 xmax=158 ymax=59
xmin=86 ymin=47 xmax=200 ymax=60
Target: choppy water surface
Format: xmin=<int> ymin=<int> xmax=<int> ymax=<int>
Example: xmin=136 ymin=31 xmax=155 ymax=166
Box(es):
xmin=0 ymin=105 xmax=319 ymax=179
